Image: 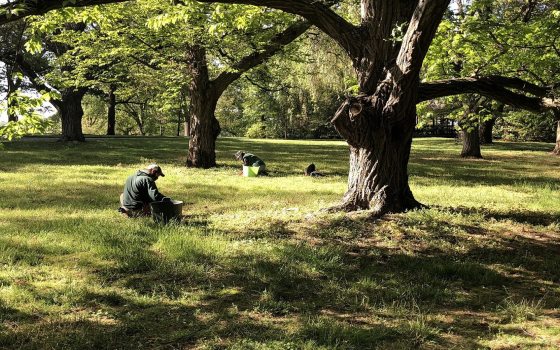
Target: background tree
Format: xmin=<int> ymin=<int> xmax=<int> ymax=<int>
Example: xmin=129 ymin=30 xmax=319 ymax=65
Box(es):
xmin=2 ymin=0 xmax=559 ymax=215
xmin=422 ymin=0 xmax=560 ymax=157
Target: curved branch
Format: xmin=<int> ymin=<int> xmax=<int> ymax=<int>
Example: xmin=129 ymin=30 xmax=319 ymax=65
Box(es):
xmin=394 ymin=0 xmax=451 ymax=82
xmin=189 ymin=0 xmax=361 ymax=57
xmin=212 ymin=20 xmax=311 ymax=95
xmin=418 ymin=77 xmax=559 ymax=113
xmin=0 ymin=0 xmax=128 ymax=25
xmin=382 ymin=0 xmax=450 ymax=120
xmin=14 ymin=54 xmax=63 ymax=111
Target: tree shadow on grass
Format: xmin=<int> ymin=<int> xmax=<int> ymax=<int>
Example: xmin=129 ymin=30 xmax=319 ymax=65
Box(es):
xmin=443 ymin=205 xmax=560 ymax=227
xmin=2 ymin=208 xmax=559 ymax=348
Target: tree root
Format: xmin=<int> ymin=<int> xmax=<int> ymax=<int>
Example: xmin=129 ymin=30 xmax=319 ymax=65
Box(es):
xmin=322 ymin=197 xmax=428 ymax=218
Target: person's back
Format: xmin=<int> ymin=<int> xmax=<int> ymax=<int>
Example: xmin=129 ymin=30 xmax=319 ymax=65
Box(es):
xmin=119 ymin=164 xmax=166 ymax=217
xmin=235 ymin=151 xmax=267 ymax=174
xmin=242 ymin=153 xmax=265 ymax=167
xmin=122 ymin=170 xmax=164 ymax=209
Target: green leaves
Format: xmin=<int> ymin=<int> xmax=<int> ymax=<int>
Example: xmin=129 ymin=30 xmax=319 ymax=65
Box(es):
xmin=0 ymin=90 xmax=55 ymax=141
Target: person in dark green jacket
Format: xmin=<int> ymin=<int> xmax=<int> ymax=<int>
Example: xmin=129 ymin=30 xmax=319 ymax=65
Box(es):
xmin=234 ymin=151 xmax=266 ymax=174
xmin=119 ymin=164 xmax=167 ymax=217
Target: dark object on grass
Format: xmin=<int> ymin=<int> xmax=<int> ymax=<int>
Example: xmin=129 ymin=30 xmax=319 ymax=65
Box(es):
xmin=150 ymin=200 xmax=183 ymax=224
xmin=304 ymin=163 xmax=325 ymax=177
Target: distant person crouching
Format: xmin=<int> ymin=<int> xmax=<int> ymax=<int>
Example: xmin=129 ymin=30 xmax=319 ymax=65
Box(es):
xmin=234 ymin=151 xmax=267 ymax=175
xmin=304 ymin=163 xmax=325 ymax=177
xmin=119 ymin=163 xmax=169 ymax=217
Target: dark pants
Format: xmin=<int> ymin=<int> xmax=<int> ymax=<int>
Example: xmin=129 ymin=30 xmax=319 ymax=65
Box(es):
xmin=119 ymin=193 xmax=151 ymax=217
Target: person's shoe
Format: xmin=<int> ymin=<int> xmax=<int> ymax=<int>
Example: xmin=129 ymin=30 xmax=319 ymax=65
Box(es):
xmin=118 ymin=207 xmax=130 ymax=218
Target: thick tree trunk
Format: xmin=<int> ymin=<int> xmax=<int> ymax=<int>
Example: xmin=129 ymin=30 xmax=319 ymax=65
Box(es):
xmin=331 ymin=96 xmax=423 ymax=216
xmin=59 ymin=88 xmax=87 ymax=142
xmin=461 ymin=128 xmax=482 ymax=158
xmin=186 ymin=45 xmax=220 ymax=168
xmin=479 ymin=117 xmax=495 ymax=144
xmin=106 ymin=85 xmax=116 ymax=135
xmin=552 ymin=120 xmax=560 ymax=155
xmin=187 ymin=96 xmax=220 ymax=168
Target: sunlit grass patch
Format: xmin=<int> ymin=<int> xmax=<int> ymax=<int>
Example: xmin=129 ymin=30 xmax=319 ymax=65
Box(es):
xmin=1 ymin=137 xmax=560 ymax=349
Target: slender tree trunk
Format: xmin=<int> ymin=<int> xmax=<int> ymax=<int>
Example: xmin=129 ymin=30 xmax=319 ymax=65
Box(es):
xmin=106 ymin=85 xmax=116 ymax=135
xmin=6 ymin=91 xmax=19 ymax=122
xmin=6 ymin=66 xmax=22 ymax=123
xmin=461 ymin=128 xmax=482 ymax=158
xmin=59 ymin=88 xmax=87 ymax=142
xmin=552 ymin=119 xmax=560 ymax=155
xmin=186 ymin=45 xmax=221 ymax=168
xmin=176 ymin=110 xmax=181 ymax=137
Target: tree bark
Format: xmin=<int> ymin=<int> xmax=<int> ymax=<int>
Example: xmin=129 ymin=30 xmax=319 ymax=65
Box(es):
xmin=324 ymin=0 xmax=449 ymax=215
xmin=186 ymin=21 xmax=310 ymax=168
xmin=106 ymin=84 xmax=116 ymax=135
xmin=6 ymin=91 xmax=19 ymax=122
xmin=331 ymin=94 xmax=422 ymax=215
xmin=552 ymin=120 xmax=560 ymax=156
xmin=186 ymin=45 xmax=220 ymax=168
xmin=478 ymin=118 xmax=494 ymax=144
xmin=58 ymin=88 xmax=87 ymax=142
xmin=461 ymin=128 xmax=482 ymax=158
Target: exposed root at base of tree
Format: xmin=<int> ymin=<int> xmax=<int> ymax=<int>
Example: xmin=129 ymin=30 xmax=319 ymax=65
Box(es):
xmin=322 ymin=198 xmax=428 ymax=218
xmin=321 ymin=202 xmax=366 ymax=213
xmin=185 ymin=160 xmax=216 ymax=169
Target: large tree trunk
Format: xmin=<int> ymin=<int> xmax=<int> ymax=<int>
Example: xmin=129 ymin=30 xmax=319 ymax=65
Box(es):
xmin=331 ymin=95 xmax=423 ymax=215
xmin=186 ymin=45 xmax=221 ymax=168
xmin=552 ymin=119 xmax=560 ymax=155
xmin=106 ymin=85 xmax=116 ymax=135
xmin=186 ymin=94 xmax=221 ymax=168
xmin=461 ymin=128 xmax=482 ymax=158
xmin=324 ymin=0 xmax=449 ymax=215
xmin=59 ymin=88 xmax=87 ymax=142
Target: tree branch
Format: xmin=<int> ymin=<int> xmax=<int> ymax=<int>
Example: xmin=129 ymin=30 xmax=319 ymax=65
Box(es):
xmin=14 ymin=54 xmax=62 ymax=111
xmin=185 ymin=0 xmax=361 ymax=57
xmin=381 ymin=0 xmax=450 ymax=121
xmin=212 ymin=20 xmax=311 ymax=95
xmin=418 ymin=77 xmax=560 ymax=113
xmin=0 ymin=0 xmax=129 ymax=25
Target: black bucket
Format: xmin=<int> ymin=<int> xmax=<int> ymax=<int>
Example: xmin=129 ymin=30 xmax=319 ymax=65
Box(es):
xmin=150 ymin=200 xmax=183 ymax=224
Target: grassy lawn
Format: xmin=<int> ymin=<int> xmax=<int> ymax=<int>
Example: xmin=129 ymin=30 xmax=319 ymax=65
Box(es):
xmin=1 ymin=136 xmax=559 ymax=349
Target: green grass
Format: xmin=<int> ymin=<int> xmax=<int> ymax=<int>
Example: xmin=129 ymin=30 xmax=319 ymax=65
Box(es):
xmin=0 ymin=136 xmax=559 ymax=349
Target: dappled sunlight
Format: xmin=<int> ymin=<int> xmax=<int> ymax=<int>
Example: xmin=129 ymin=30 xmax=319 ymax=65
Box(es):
xmin=1 ymin=137 xmax=559 ymax=348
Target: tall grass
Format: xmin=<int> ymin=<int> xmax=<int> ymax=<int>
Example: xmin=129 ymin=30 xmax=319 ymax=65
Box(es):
xmin=0 ymin=136 xmax=559 ymax=349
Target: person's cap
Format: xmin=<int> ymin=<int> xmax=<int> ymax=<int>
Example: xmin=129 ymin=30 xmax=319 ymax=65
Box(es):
xmin=234 ymin=151 xmax=244 ymax=160
xmin=147 ymin=163 xmax=165 ymax=177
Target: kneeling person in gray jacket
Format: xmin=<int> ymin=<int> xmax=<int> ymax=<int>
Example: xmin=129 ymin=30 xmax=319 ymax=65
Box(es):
xmin=119 ymin=163 xmax=167 ymax=217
